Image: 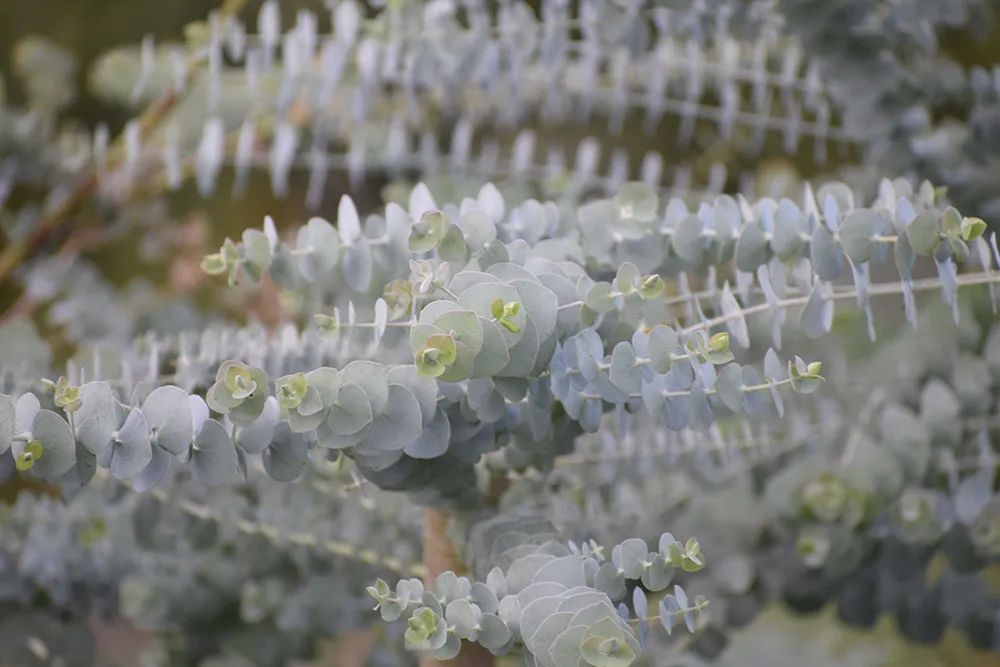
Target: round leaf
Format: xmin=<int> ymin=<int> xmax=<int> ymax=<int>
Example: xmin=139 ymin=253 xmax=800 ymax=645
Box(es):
xmin=368 ymin=384 xmax=423 ymax=451
xmin=840 ymin=209 xmax=877 ymax=263
xmin=235 ymin=396 xmax=280 ymax=454
xmin=141 ymin=385 xmax=193 ymax=455
xmin=191 ymin=419 xmax=237 ymax=486
xmin=263 ymin=423 xmax=308 ymax=481
xmin=106 ymin=408 xmax=152 ymax=480
xmin=28 ymin=409 xmax=76 ymax=479
xmin=75 ymin=381 xmax=118 ymax=455
xmin=907 ymin=211 xmax=941 ymax=256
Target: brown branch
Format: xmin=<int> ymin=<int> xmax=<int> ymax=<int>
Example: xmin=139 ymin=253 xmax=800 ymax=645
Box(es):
xmin=0 ymin=0 xmax=250 ymax=292
xmin=420 ymin=508 xmax=495 ymax=667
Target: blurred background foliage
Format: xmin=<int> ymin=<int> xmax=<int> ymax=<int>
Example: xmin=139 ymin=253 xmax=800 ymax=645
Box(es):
xmin=2 ymin=1 xmax=1000 ymax=666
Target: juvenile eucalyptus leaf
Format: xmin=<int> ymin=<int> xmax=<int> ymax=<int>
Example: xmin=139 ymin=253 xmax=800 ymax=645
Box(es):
xmin=60 ymin=442 xmax=96 ymax=491
xmin=953 ymin=471 xmax=992 ymax=530
xmin=262 ymin=423 xmax=308 ymax=481
xmin=641 ymin=554 xmax=674 ymax=591
xmin=458 ymin=283 xmax=526 ymax=345
xmin=368 ymin=384 xmax=423 ymax=451
xmin=342 ymin=241 xmax=373 ymax=292
xmin=716 ymin=363 xmax=744 ymax=412
xmin=894 ymin=231 xmax=916 ymax=278
xmin=961 ymin=216 xmax=987 ymax=241
xmin=946 ymin=236 xmax=969 ymax=262
xmin=659 ymin=598 xmax=676 ymax=635
xmin=14 ymin=393 xmax=40 ymax=434
xmin=74 ymin=381 xmax=118 ymax=455
xmin=672 ymin=215 xmax=709 ymax=263
xmin=297 ymin=217 xmax=339 ymax=278
xmin=268 ymin=243 xmax=300 ymax=290
xmin=478 ymin=613 xmax=512 ymax=651
xmin=340 ymin=361 xmax=389 ymax=414
xmin=763 ymin=349 xmax=785 ymax=417
xmin=940 ymin=207 xmax=962 ymax=236
xmin=207 ymin=362 xmax=268 ymax=426
xmin=585 ymin=282 xmax=617 ymax=315
xmin=700 ymin=332 xmax=734 ymax=365
xmin=609 ymin=342 xmax=641 ymax=394
xmin=27 ymin=410 xmax=76 ymax=479
xmin=0 ymin=394 xmax=14 ymax=455
xmin=773 ymin=200 xmax=806 ymax=259
xmin=439 ymin=340 xmax=476 ymax=382
xmin=105 ymin=408 xmax=152 ymax=480
xmin=399 ymin=405 xmax=448 ymax=459
xmin=741 ymin=366 xmax=769 ymax=417
xmin=337 ymin=195 xmax=362 ymax=245
xmin=457 ymin=210 xmax=497 ymax=250
xmin=907 ymin=211 xmax=941 ymax=255
xmin=648 ymin=326 xmax=678 ymax=373
xmin=234 ymin=396 xmax=279 ymax=454
xmin=431 ymin=634 xmax=461 ymax=660
xmin=720 ymin=283 xmax=749 ymax=349
xmin=131 ymin=444 xmax=171 ymax=492
xmin=688 ymin=383 xmax=713 ymax=431
xmin=811 ymin=224 xmax=845 ymax=280
xmin=578 ymin=199 xmax=617 ymax=253
xmin=800 ymin=283 xmax=833 ymax=339
xmin=632 ymin=587 xmax=648 ymax=618
xmin=448 ymin=598 xmax=483 ymax=640
xmin=242 ymin=229 xmax=272 ymax=282
xmin=615 ymin=182 xmax=658 ymax=221
xmin=734 ymin=222 xmax=770 ymax=271
xmin=614 ymin=263 xmax=640 ymax=295
xmin=142 ymin=385 xmax=193 ymax=455
xmin=433 ymin=310 xmax=485 ymax=357
xmin=410 ymin=209 xmax=448 ymax=251
xmin=612 ymin=538 xmax=648 ymax=580
xmin=438 ymin=225 xmax=470 ymax=264
xmin=661 ymin=390 xmax=691 ymax=431
xmin=191 ymin=419 xmax=237 ymax=486
xmin=839 ymin=209 xmax=877 ymax=263
xmin=327 ymin=384 xmax=374 ymax=436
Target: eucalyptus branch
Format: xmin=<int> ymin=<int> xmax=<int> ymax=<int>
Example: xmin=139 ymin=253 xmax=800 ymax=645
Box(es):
xmin=682 ymin=271 xmax=1000 ymax=335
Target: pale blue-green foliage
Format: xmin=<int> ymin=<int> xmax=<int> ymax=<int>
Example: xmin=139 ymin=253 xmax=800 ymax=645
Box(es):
xmin=777 ymin=0 xmax=1000 ymax=217
xmin=497 ymin=301 xmax=1000 ymax=655
xmin=370 ymin=514 xmax=707 ymax=664
xmin=2 ymin=174 xmax=999 ymax=664
xmin=5 ymin=179 xmax=995 ymax=497
xmin=0 ymin=456 xmax=424 ymax=667
xmin=75 ymin=0 xmax=844 ymax=210
xmin=4 ymin=1 xmax=1000 ymax=664
xmin=10 ymin=301 xmax=994 ymax=666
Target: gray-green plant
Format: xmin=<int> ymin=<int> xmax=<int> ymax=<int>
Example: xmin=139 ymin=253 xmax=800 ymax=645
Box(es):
xmin=2 ymin=2 xmax=1000 ymax=667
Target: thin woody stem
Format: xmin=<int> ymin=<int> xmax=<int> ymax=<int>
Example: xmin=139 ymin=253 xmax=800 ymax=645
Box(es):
xmin=0 ymin=0 xmax=251 ymax=289
xmin=682 ymin=271 xmax=1000 ymax=335
xmin=420 ymin=508 xmax=495 ymax=667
